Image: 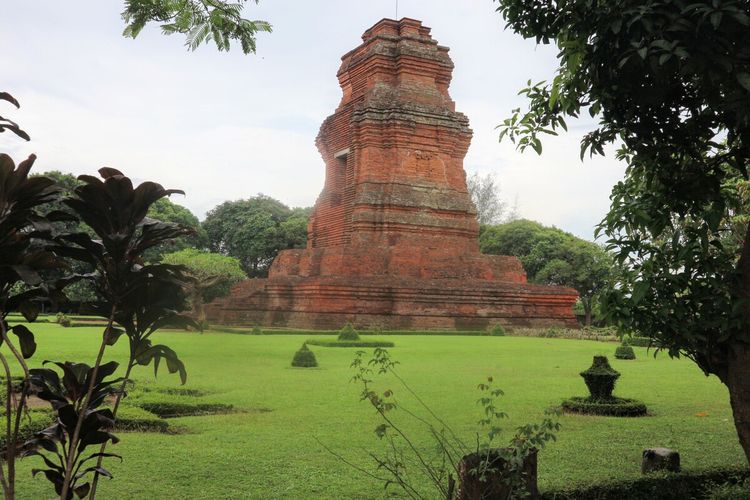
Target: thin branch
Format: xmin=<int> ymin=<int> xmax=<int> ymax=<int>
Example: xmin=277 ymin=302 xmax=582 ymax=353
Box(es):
xmin=312 ymin=436 xmax=390 ymax=483
xmin=88 ymin=360 xmax=135 ymax=499
xmin=0 ymin=352 xmax=13 ymax=499
xmin=390 ymin=369 xmax=469 ymax=457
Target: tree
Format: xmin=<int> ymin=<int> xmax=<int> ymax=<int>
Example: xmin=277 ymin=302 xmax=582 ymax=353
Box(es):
xmin=466 ymin=172 xmax=518 ymax=225
xmin=32 ymin=171 xmax=96 ymax=305
xmin=534 ymin=241 xmax=613 ymax=327
xmin=0 ymin=153 xmax=67 ymax=499
xmin=481 ymin=220 xmax=611 ymax=325
xmin=49 ymin=168 xmax=197 ymax=499
xmin=121 ymin=0 xmax=272 ymax=54
xmin=203 ymin=195 xmax=309 ymax=277
xmin=146 ymin=197 xmax=208 ymax=261
xmin=493 ymin=0 xmax=750 ymax=462
xmin=36 ymin=174 xmax=206 ymax=262
xmin=161 ymin=248 xmax=246 ymax=325
xmin=33 ymin=173 xmax=207 ymax=302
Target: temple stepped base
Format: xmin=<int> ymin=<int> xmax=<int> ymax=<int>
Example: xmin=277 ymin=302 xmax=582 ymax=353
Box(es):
xmin=205 ymin=276 xmax=579 ymax=331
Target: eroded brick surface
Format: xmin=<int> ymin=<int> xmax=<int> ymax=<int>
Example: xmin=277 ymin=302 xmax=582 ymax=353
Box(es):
xmin=206 ymin=18 xmax=579 ymax=330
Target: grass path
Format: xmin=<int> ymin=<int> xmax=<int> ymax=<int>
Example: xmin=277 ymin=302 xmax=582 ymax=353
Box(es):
xmin=10 ymin=325 xmax=744 ymax=498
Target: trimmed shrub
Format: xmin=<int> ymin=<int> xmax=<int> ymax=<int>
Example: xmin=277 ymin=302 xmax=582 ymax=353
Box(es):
xmin=338 ymin=323 xmax=360 ymax=341
xmin=305 ymin=339 xmax=395 ymax=348
xmin=561 ymin=396 xmax=648 ymax=417
xmin=489 ymin=324 xmax=506 ymax=336
xmin=541 ymin=468 xmax=750 ymax=500
xmin=581 ymin=356 xmax=620 ymax=400
xmin=615 ymin=345 xmax=636 ymax=360
xmin=709 ymin=478 xmax=750 ymax=499
xmin=291 ymin=343 xmax=318 ymax=367
xmin=251 ymin=326 xmax=263 ymax=335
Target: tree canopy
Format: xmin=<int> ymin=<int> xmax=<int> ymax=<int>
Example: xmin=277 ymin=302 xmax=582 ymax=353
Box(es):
xmin=121 ymin=0 xmax=272 ymax=54
xmin=161 ymin=249 xmax=246 ymax=325
xmin=146 ymin=197 xmax=208 ymax=261
xmin=493 ymin=0 xmax=750 ymax=462
xmin=203 ymin=195 xmax=309 ymax=276
xmin=466 ymin=172 xmax=517 ymax=225
xmin=480 ymin=219 xmax=612 ymax=325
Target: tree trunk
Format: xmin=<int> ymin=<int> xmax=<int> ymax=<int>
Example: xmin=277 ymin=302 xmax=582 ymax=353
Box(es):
xmin=192 ymin=289 xmax=205 ymax=328
xmin=726 ymin=343 xmax=750 ymax=464
xmin=728 ymin=222 xmax=750 ymax=464
xmin=582 ymin=297 xmax=592 ymax=327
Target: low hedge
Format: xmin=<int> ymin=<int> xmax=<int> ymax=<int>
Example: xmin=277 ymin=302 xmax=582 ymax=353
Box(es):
xmin=513 ymin=327 xmax=619 ymax=343
xmin=305 ymin=339 xmax=395 ymax=348
xmin=541 ymin=468 xmax=750 ymax=500
xmin=138 ymin=402 xmax=234 ymax=418
xmin=0 ymin=409 xmax=54 ymax=453
xmin=561 ymin=396 xmax=648 ymax=417
xmin=626 ymin=336 xmax=655 ymax=347
xmin=211 ymin=327 xmax=489 ymax=336
xmin=116 ymin=406 xmax=170 ymax=433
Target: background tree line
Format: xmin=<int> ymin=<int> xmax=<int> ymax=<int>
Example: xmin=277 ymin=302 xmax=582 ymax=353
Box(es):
xmin=41 ymin=170 xmax=612 ymax=325
xmin=35 ymin=172 xmax=309 ymax=312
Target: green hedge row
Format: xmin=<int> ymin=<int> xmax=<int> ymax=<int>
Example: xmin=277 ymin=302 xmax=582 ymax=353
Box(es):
xmin=0 ymin=410 xmax=54 ymax=451
xmin=561 ymin=397 xmax=648 ymax=417
xmin=541 ymin=468 xmax=750 ymax=500
xmin=138 ymin=402 xmax=234 ymax=418
xmin=627 ymin=336 xmax=655 ymax=347
xmin=305 ymin=339 xmax=395 ymax=348
xmin=212 ymin=327 xmax=492 ymax=336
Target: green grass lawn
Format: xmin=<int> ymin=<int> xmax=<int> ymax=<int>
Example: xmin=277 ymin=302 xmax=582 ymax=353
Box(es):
xmin=7 ymin=323 xmax=745 ymax=499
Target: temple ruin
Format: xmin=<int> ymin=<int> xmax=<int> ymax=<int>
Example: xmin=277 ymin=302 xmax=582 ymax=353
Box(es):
xmin=205 ymin=18 xmax=579 ymax=330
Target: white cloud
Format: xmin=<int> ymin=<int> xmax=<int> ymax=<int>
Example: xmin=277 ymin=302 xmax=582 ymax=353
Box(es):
xmin=2 ymin=0 xmax=627 ymax=240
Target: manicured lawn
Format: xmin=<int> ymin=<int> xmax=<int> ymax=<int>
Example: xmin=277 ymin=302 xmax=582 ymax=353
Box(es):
xmin=8 ymin=323 xmax=745 ymax=499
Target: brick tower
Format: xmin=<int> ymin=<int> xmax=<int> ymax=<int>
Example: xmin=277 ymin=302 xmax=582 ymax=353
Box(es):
xmin=206 ymin=19 xmax=579 ymax=330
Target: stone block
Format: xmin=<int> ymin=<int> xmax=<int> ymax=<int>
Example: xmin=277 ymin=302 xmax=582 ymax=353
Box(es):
xmin=642 ymin=448 xmax=681 ymax=474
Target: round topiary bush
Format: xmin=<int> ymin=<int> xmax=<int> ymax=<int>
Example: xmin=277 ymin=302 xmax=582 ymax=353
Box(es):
xmin=489 ymin=324 xmax=506 ymax=336
xmin=291 ymin=344 xmax=318 ymax=368
xmin=338 ymin=323 xmax=360 ymax=341
xmin=561 ymin=396 xmax=648 ymax=417
xmin=615 ymin=345 xmax=636 ymax=360
xmin=581 ymin=356 xmax=620 ymax=400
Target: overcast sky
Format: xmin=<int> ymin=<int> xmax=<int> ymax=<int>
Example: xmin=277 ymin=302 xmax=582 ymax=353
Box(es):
xmin=1 ymin=1 xmax=625 ymax=240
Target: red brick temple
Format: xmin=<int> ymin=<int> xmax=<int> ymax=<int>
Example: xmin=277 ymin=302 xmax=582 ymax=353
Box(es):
xmin=205 ymin=18 xmax=579 ymax=330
